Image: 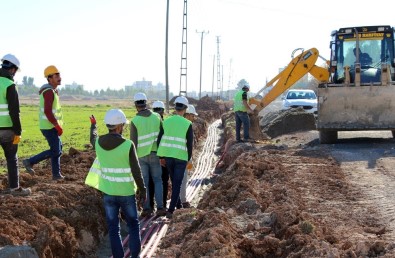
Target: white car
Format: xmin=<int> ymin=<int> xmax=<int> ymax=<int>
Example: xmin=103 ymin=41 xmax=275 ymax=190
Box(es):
xmin=282 ymin=89 xmax=318 ymax=114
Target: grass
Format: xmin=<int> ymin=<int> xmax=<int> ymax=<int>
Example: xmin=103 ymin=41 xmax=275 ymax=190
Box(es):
xmin=0 ymin=104 xmax=137 ymax=161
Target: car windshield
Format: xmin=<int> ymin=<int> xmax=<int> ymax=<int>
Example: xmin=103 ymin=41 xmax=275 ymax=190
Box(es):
xmin=287 ymin=91 xmax=316 ymax=100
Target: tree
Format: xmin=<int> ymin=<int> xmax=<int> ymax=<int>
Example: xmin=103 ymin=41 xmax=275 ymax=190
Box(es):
xmin=236 ymin=79 xmax=248 ymax=90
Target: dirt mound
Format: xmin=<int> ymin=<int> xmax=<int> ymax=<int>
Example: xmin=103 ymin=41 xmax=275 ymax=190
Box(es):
xmin=154 ymin=113 xmax=395 ymax=257
xmin=0 ymin=149 xmax=106 ymax=257
xmin=260 ymin=108 xmax=316 ymax=138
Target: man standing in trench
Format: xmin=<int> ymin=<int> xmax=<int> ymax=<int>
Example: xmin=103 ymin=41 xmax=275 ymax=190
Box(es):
xmin=0 ymin=54 xmax=31 ymax=196
xmin=23 ymin=65 xmax=65 ymax=180
xmin=233 ymin=83 xmax=254 ymax=142
xmin=130 ymin=92 xmax=166 ymax=217
xmin=86 ymin=109 xmax=146 ymax=258
xmin=157 ymin=96 xmax=193 ymax=219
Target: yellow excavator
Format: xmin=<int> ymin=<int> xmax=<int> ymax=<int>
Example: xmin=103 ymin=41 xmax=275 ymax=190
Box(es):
xmin=249 ymin=47 xmax=329 ymax=112
xmin=250 ymin=25 xmax=395 ymax=143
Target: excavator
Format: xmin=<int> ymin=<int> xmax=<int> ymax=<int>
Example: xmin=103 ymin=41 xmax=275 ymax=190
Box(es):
xmin=249 ymin=25 xmax=395 ymax=143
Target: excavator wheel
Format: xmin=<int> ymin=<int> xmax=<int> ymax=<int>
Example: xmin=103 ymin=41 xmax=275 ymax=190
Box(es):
xmin=319 ymin=130 xmax=338 ymax=144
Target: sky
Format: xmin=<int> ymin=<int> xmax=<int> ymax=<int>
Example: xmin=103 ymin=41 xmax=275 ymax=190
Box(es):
xmin=2 ymin=0 xmax=394 ymax=96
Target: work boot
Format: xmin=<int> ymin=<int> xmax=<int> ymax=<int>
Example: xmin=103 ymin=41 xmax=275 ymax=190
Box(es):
xmin=52 ymin=174 xmax=65 ymax=181
xmin=22 ymin=159 xmax=35 ymax=176
xmin=10 ymin=187 xmax=31 ymax=197
xmin=182 ymin=202 xmax=191 ymax=208
xmin=140 ymin=209 xmax=153 ymax=218
xmin=155 ymin=208 xmax=167 ymax=217
xmin=165 ymin=211 xmax=173 ymax=219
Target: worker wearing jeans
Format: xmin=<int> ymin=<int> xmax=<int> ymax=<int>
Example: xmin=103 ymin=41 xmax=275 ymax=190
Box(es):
xmin=233 ymin=83 xmax=253 ymax=142
xmin=86 ymin=109 xmax=146 ymax=258
xmin=23 ymin=65 xmax=65 ymax=180
xmin=130 ymin=93 xmax=165 ymax=217
xmin=157 ymin=96 xmax=193 ymax=219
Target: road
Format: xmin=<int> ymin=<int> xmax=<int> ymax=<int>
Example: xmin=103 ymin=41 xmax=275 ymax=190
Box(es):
xmin=269 ymin=103 xmax=395 ymax=243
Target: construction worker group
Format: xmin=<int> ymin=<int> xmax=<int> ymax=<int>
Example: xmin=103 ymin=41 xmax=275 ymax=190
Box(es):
xmin=1 ymin=54 xmax=65 ymax=196
xmin=1 ymin=53 xmax=198 ymax=258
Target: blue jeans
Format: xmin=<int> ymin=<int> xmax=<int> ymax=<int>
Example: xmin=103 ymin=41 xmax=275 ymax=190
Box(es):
xmin=0 ymin=130 xmax=19 ymax=189
xmin=28 ymin=128 xmax=62 ymax=177
xmin=235 ymin=111 xmax=250 ymax=141
xmin=139 ymin=152 xmax=163 ymax=210
xmin=103 ymin=194 xmax=141 ymax=258
xmin=165 ymin=158 xmax=187 ymax=213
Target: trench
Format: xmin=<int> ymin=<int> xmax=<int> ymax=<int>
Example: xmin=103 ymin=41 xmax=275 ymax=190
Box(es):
xmin=97 ymin=119 xmax=222 ymax=257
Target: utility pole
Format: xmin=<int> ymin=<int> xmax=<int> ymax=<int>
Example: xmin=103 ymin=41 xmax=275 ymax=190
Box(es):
xmin=165 ymin=0 xmax=170 ymax=113
xmin=211 ymin=54 xmax=215 ymax=98
xmin=179 ymin=0 xmax=188 ymax=96
xmin=216 ymin=36 xmax=221 ymax=99
xmin=196 ymin=30 xmax=208 ymax=99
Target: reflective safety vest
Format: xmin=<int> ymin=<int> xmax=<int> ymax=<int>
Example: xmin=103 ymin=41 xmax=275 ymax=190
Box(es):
xmin=157 ymin=115 xmax=191 ymax=161
xmin=39 ymin=88 xmax=63 ymax=129
xmin=85 ymin=139 xmax=137 ymax=196
xmin=233 ymin=90 xmax=248 ymax=112
xmin=0 ymin=77 xmax=14 ymax=127
xmin=131 ymin=112 xmax=161 ymax=158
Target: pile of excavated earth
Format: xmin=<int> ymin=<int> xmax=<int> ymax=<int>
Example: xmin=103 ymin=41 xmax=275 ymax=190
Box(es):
xmin=2 ymin=102 xmax=395 ymax=257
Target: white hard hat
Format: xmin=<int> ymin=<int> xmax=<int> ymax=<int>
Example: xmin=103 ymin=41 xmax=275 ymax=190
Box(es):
xmin=104 ymin=109 xmax=129 ymax=125
xmin=186 ymin=104 xmax=198 ymax=116
xmin=174 ymin=96 xmax=189 ymax=106
xmin=1 ymin=54 xmax=21 ymax=71
xmin=174 ymin=96 xmax=189 ymax=110
xmin=152 ymin=100 xmax=165 ymax=109
xmin=133 ymin=92 xmax=147 ymax=102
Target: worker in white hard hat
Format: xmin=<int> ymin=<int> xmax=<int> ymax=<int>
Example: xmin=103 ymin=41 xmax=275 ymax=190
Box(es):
xmin=179 ymin=104 xmax=199 ymax=208
xmin=233 ymin=82 xmax=253 ymax=142
xmin=130 ymin=93 xmax=166 ymax=217
xmin=0 ymin=54 xmax=31 ymax=196
xmin=23 ymin=65 xmax=65 ymax=180
xmin=150 ymin=100 xmax=170 ymax=210
xmin=86 ymin=108 xmax=146 ymax=258
xmin=157 ymin=96 xmax=194 ymax=219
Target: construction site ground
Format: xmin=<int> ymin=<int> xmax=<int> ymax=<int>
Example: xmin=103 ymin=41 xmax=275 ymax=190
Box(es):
xmin=2 ymin=98 xmax=395 ymax=257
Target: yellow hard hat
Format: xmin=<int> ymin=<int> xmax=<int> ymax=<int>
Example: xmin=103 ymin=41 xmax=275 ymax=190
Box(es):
xmin=44 ymin=65 xmax=60 ymax=78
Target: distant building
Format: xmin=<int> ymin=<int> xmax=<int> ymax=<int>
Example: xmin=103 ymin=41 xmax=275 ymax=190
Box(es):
xmin=125 ymin=79 xmax=153 ymax=91
xmin=65 ymin=81 xmax=83 ymax=90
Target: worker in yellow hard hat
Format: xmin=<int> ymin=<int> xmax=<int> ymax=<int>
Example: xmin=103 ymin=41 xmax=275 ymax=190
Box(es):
xmin=23 ymin=65 xmax=65 ymax=180
xmin=0 ymin=54 xmax=31 ymax=196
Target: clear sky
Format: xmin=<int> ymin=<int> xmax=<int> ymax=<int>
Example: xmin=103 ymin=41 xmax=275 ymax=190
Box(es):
xmin=2 ymin=0 xmax=394 ymax=95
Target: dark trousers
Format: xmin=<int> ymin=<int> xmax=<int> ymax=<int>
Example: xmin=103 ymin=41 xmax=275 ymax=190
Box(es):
xmin=0 ymin=130 xmax=19 ymax=189
xmin=165 ymin=158 xmax=187 ymax=213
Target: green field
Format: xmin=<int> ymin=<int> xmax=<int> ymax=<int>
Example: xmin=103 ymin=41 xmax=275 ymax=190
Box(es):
xmin=0 ymin=104 xmax=137 ymax=161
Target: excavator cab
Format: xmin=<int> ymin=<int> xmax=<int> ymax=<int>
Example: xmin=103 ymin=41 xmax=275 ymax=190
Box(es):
xmin=330 ymin=25 xmax=395 ymax=84
xmin=317 ymin=25 xmax=395 ymax=143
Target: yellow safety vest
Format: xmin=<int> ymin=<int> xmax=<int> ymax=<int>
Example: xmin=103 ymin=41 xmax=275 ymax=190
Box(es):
xmin=157 ymin=115 xmax=191 ymax=161
xmin=39 ymin=88 xmax=63 ymax=129
xmin=131 ymin=112 xmax=161 ymax=158
xmin=233 ymin=90 xmax=248 ymax=112
xmin=0 ymin=77 xmax=13 ymax=127
xmin=85 ymin=139 xmax=137 ymax=196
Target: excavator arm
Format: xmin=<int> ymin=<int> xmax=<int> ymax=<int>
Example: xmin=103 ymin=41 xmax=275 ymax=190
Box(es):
xmin=250 ymin=48 xmax=330 ymax=111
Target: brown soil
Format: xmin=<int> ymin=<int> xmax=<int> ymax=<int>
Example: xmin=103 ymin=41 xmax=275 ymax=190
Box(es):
xmin=155 ymin=112 xmax=395 ymax=257
xmin=0 ymin=99 xmax=226 ymax=258
xmin=3 ymin=101 xmax=395 ymax=257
